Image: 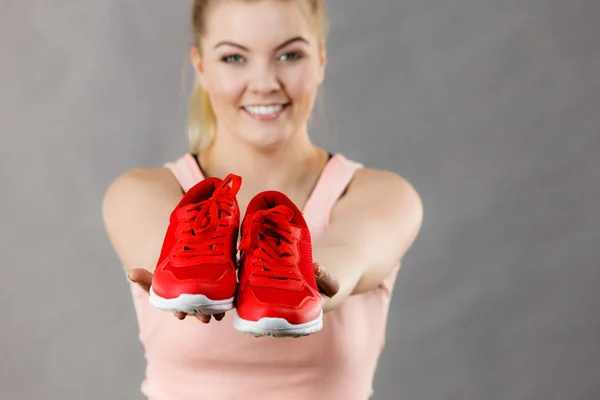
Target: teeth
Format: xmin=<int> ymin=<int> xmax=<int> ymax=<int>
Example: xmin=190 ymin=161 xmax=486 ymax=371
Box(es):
xmin=244 ymin=104 xmax=284 ymax=116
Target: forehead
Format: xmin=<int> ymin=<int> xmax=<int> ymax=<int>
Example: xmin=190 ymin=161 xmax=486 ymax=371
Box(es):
xmin=203 ymin=0 xmax=317 ymax=47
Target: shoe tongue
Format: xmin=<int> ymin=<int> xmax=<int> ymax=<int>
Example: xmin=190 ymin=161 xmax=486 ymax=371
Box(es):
xmin=180 ymin=177 xmax=221 ymax=206
xmin=257 ymin=205 xmax=294 ymax=223
xmin=255 ymin=206 xmax=294 ymax=243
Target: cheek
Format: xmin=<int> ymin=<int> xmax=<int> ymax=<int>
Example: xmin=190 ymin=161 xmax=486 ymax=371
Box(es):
xmin=281 ymin=64 xmax=320 ymax=102
xmin=206 ymin=67 xmax=246 ymax=105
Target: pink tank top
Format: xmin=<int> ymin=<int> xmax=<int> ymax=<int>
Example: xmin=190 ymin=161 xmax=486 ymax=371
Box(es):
xmin=129 ymin=153 xmax=400 ymax=400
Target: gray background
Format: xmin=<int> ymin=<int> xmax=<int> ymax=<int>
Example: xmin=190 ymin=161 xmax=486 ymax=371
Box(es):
xmin=1 ymin=0 xmax=599 ymax=399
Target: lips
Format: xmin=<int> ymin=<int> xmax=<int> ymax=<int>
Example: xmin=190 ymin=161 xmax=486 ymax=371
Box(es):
xmin=242 ymin=103 xmax=291 ymax=121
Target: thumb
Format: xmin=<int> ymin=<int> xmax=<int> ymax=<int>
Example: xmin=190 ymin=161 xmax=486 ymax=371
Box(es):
xmin=314 ymin=263 xmax=340 ymax=298
xmin=128 ymin=268 xmax=153 ymax=294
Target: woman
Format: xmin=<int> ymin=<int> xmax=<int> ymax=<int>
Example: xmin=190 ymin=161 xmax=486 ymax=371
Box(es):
xmin=102 ymin=0 xmax=423 ymax=398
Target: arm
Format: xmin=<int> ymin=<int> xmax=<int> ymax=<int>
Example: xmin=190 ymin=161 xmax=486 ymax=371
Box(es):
xmin=312 ymin=169 xmax=423 ymax=313
xmin=102 ymin=168 xmax=182 ymax=275
xmin=102 ymin=167 xmax=223 ymax=323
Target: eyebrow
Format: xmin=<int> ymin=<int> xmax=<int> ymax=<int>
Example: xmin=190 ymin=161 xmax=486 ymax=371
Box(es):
xmin=213 ymin=36 xmax=309 ymax=51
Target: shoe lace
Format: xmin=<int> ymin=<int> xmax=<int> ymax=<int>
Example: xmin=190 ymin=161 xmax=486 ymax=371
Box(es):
xmin=239 ymin=205 xmax=301 ymax=282
xmin=174 ymin=174 xmax=241 ymax=261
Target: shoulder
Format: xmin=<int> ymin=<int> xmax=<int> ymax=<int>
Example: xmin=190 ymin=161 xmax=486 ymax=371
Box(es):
xmin=353 ymin=168 xmax=420 ymax=198
xmin=336 ymin=167 xmax=423 ymax=224
xmin=102 ymin=167 xmax=183 ymax=273
xmin=102 ymin=167 xmax=182 ymax=220
xmin=328 ymin=166 xmax=423 ymax=255
xmin=103 ymin=167 xmax=180 ymax=201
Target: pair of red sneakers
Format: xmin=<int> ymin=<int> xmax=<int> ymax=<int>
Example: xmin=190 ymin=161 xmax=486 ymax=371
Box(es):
xmin=149 ymin=174 xmax=323 ymax=337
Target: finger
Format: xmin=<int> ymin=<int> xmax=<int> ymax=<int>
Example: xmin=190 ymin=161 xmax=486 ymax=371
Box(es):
xmin=174 ymin=312 xmax=186 ymax=320
xmin=195 ymin=314 xmax=211 ymax=323
xmin=314 ymin=263 xmax=340 ymax=298
xmin=128 ymin=269 xmax=153 ymax=294
xmin=213 ymin=313 xmax=225 ymax=321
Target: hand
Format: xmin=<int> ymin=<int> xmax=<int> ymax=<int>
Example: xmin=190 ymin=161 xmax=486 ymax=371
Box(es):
xmin=127 ymin=269 xmax=224 ymax=323
xmin=128 ymin=262 xmax=339 ymax=323
xmin=313 ymin=262 xmax=340 ymax=299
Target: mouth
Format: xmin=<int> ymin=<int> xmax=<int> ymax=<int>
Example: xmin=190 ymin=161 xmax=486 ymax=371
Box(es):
xmin=242 ymin=103 xmax=291 ymax=121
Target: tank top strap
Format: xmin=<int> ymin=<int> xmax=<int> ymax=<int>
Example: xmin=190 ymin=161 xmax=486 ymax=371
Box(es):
xmin=164 ymin=153 xmax=204 ymax=192
xmin=302 ymin=153 xmax=364 ymax=230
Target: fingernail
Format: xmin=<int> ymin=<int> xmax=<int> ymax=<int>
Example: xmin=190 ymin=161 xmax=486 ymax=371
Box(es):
xmin=315 ymin=263 xmax=324 ymax=277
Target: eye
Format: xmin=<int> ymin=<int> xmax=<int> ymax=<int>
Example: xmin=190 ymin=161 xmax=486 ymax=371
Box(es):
xmin=278 ymin=51 xmax=302 ymax=62
xmin=221 ymin=54 xmax=245 ymax=63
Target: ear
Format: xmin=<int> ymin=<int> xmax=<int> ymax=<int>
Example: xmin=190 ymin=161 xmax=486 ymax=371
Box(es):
xmin=317 ymin=40 xmax=327 ymax=85
xmin=190 ymin=45 xmax=207 ymax=88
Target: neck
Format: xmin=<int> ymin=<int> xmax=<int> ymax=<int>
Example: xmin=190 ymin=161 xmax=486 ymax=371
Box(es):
xmin=198 ymin=130 xmax=329 ymax=196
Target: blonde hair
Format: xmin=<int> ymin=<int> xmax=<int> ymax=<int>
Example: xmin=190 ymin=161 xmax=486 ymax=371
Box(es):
xmin=187 ymin=0 xmax=329 ymax=153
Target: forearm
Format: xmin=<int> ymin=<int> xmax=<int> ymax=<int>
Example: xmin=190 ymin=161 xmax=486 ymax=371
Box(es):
xmin=312 ymin=244 xmax=365 ymax=313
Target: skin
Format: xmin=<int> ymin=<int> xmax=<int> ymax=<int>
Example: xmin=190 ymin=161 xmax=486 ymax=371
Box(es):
xmin=103 ymin=0 xmax=423 ymax=324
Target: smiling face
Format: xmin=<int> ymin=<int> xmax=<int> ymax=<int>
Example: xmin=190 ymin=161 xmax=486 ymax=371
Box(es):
xmin=192 ymin=0 xmax=326 ymax=149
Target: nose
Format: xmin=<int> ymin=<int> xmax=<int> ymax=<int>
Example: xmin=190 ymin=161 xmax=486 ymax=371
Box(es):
xmin=248 ymin=62 xmax=281 ymax=95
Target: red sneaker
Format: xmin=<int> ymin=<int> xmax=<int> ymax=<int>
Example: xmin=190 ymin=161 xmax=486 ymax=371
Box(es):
xmin=149 ymin=173 xmax=242 ymax=315
xmin=234 ymin=191 xmax=323 ymax=337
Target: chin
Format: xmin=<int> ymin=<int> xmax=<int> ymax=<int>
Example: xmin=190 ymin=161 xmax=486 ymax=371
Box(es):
xmin=241 ymin=128 xmax=296 ymax=150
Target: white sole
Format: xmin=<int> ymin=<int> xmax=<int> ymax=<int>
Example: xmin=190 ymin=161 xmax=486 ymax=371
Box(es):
xmin=149 ymin=286 xmax=234 ymax=315
xmin=233 ymin=309 xmax=323 ymax=338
